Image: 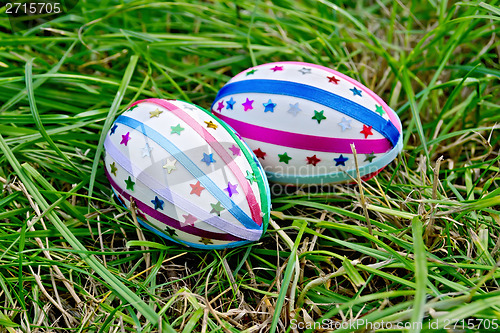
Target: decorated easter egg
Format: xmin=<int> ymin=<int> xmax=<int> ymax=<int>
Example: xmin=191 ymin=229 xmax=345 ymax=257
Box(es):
xmin=103 ymin=98 xmax=270 ymax=249
xmin=211 ymin=62 xmax=403 ymax=185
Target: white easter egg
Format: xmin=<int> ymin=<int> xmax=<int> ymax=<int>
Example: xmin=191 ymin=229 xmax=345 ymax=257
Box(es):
xmin=211 ymin=61 xmax=403 ymax=185
xmin=104 ymin=98 xmax=270 ymax=249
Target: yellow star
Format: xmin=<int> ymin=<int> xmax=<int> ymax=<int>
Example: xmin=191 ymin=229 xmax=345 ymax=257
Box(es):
xmin=149 ymin=108 xmax=163 ymax=118
xmin=199 ymin=237 xmax=213 ymax=245
xmin=204 ymin=120 xmax=218 ymax=130
xmin=163 ymin=158 xmax=177 ymax=174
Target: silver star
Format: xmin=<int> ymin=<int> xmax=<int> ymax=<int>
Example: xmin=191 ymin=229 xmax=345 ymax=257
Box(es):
xmin=141 ymin=143 xmax=153 ymax=157
xmin=163 ymin=158 xmax=177 ymax=174
xmin=338 ymin=117 xmax=352 ymax=131
xmin=288 ymin=102 xmax=301 ymax=116
xmin=298 ymin=67 xmax=311 ymax=75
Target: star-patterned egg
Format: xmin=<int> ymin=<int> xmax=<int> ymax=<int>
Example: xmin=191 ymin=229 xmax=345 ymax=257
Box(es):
xmin=211 ymin=62 xmax=403 ymax=185
xmin=103 ymin=98 xmax=271 ymax=249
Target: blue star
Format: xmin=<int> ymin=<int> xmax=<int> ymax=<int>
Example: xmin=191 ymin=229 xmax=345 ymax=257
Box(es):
xmin=110 ymin=124 xmax=118 ymax=135
xmin=151 ymin=196 xmax=164 ymax=210
xmin=350 ymin=87 xmax=362 ymax=97
xmin=263 ymin=99 xmax=277 ymax=112
xmin=338 ymin=117 xmax=352 ymax=131
xmin=288 ymin=102 xmax=301 ymax=116
xmin=226 ymin=97 xmax=236 ymax=110
xmin=201 ymin=153 xmax=216 ymax=166
xmin=334 ymin=154 xmax=349 ymax=166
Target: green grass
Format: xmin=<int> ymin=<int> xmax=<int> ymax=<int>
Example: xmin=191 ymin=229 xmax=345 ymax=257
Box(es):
xmin=0 ymin=0 xmax=499 ymax=332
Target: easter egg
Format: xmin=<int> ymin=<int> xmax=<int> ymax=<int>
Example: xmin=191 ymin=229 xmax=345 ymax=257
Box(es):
xmin=103 ymin=98 xmax=270 ymax=249
xmin=211 ymin=62 xmax=403 ymax=185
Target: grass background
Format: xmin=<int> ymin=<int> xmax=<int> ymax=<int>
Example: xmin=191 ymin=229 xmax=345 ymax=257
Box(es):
xmin=0 ymin=0 xmax=499 ymax=332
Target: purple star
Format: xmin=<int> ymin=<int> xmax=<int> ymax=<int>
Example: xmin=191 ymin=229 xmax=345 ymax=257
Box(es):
xmin=229 ymin=144 xmax=241 ymax=156
xmin=270 ymin=66 xmax=283 ymax=72
xmin=224 ymin=182 xmax=239 ymax=197
xmin=242 ymin=98 xmax=254 ymax=111
xmin=216 ymin=100 xmax=224 ymax=111
xmin=120 ymin=132 xmax=131 ymax=146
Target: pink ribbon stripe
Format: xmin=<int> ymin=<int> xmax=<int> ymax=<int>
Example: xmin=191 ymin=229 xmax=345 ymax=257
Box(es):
xmin=215 ymin=113 xmax=392 ymax=154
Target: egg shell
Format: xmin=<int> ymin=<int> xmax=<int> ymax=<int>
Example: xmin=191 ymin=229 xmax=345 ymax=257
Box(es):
xmin=211 ymin=62 xmax=403 ymax=185
xmin=103 ymin=98 xmax=271 ymax=249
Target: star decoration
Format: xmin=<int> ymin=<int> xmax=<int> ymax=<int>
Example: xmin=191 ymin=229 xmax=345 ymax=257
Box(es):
xmin=263 ymin=99 xmax=277 ymax=112
xmin=288 ymin=102 xmax=301 ymax=116
xmin=375 ymin=105 xmax=385 ymax=116
xmin=246 ymin=69 xmax=257 ymax=76
xmin=327 ymin=75 xmax=340 ymax=84
xmin=201 ymin=153 xmax=216 ymax=166
xmin=164 ymin=226 xmax=177 ymax=237
xmin=181 ymin=214 xmax=197 ymax=227
xmin=270 ymin=65 xmax=283 ymax=72
xmin=226 ymin=97 xmax=236 ymax=110
xmin=120 ymin=132 xmax=131 ymax=146
xmin=200 ymin=237 xmax=213 ymax=245
xmin=151 ymin=196 xmax=164 ymax=210
xmin=365 ymin=152 xmax=376 ymax=163
xmin=149 ymin=108 xmax=163 ymax=118
xmin=229 ymin=144 xmax=241 ymax=156
xmin=110 ymin=124 xmax=118 ymax=135
xmin=210 ymin=201 xmax=224 ymax=215
xmin=334 ymin=154 xmax=349 ymax=166
xmin=141 ymin=143 xmax=153 ymax=157
xmin=163 ymin=158 xmax=177 ymax=173
xmin=278 ymin=152 xmax=292 ymax=164
xmin=350 ymin=87 xmax=362 ymax=97
xmin=360 ymin=125 xmax=374 ymax=138
xmin=190 ymin=181 xmax=205 ymax=196
xmin=253 ymin=148 xmax=266 ymax=160
xmin=299 ymin=67 xmax=311 ymax=75
xmin=306 ymin=155 xmax=321 ymax=166
xmin=312 ymin=110 xmax=327 ymax=124
xmin=205 ymin=120 xmax=218 ymax=130
xmin=216 ymin=101 xmax=225 ymax=112
xmin=242 ymin=98 xmax=254 ymax=111
xmin=224 ymin=182 xmax=239 ymax=197
xmin=338 ymin=117 xmax=352 ymax=131
xmin=171 ymin=124 xmax=185 ymax=135
xmin=245 ymin=170 xmax=257 ymax=184
xmin=126 ymin=105 xmax=139 ymax=112
xmin=124 ymin=176 xmax=135 ymax=191
xmin=109 ymin=162 xmax=118 ymax=176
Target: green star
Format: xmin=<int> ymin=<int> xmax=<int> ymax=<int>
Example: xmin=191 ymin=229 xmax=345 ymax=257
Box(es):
xmin=278 ymin=152 xmax=292 ymax=164
xmin=364 ymin=152 xmax=376 ymax=163
xmin=126 ymin=104 xmax=138 ymax=112
xmin=245 ymin=170 xmax=257 ymax=184
xmin=246 ymin=69 xmax=257 ymax=76
xmin=375 ymin=105 xmax=385 ymax=116
xmin=210 ymin=201 xmax=225 ymax=216
xmin=200 ymin=237 xmax=213 ymax=245
xmin=164 ymin=226 xmax=177 ymax=237
xmin=171 ymin=124 xmax=185 ymax=135
xmin=109 ymin=162 xmax=118 ymax=176
xmin=312 ymin=110 xmax=327 ymax=124
xmin=124 ymin=176 xmax=135 ymax=191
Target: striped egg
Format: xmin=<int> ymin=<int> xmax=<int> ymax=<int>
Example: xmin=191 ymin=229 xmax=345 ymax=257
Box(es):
xmin=211 ymin=62 xmax=403 ymax=185
xmin=103 ymin=98 xmax=270 ymax=249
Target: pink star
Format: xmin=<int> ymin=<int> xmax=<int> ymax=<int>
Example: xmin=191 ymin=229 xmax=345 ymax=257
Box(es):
xmin=120 ymin=132 xmax=131 ymax=146
xmin=270 ymin=66 xmax=283 ymax=72
xmin=181 ymin=214 xmax=197 ymax=227
xmin=216 ymin=100 xmax=224 ymax=112
xmin=242 ymin=98 xmax=254 ymax=111
xmin=229 ymin=144 xmax=241 ymax=156
xmin=189 ymin=181 xmax=205 ymax=196
xmin=224 ymin=182 xmax=239 ymax=197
